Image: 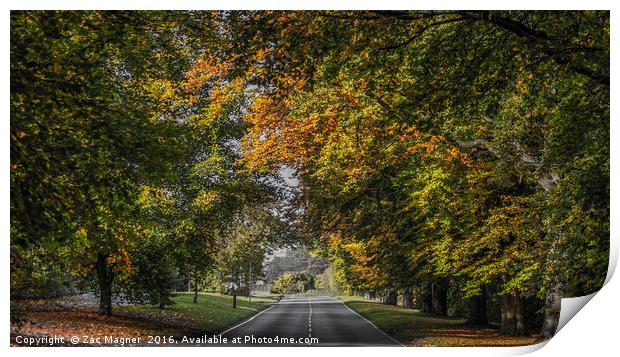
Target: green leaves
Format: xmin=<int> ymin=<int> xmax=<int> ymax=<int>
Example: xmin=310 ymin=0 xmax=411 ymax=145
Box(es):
xmin=231 ymin=10 xmax=609 ymax=301
xmin=11 ymin=11 xmax=608 ymax=317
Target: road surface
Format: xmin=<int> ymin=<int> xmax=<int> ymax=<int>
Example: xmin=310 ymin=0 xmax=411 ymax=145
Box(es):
xmin=218 ymin=296 xmax=402 ymax=347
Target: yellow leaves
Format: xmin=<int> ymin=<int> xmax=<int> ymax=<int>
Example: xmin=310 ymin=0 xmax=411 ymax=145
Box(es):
xmin=137 ymin=186 xmax=173 ymax=210
xmin=343 ymin=241 xmax=365 ymax=259
xmin=145 ymin=78 xmax=176 ymax=103
xmin=253 ymin=48 xmax=269 ymax=62
xmin=278 ymin=73 xmax=303 ymax=88
xmin=192 ymin=191 xmax=220 ymax=211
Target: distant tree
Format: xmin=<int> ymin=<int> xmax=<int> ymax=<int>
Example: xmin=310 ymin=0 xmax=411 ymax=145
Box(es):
xmin=271 ymin=272 xmax=315 ymax=294
xmin=263 ymin=248 xmax=329 ymax=283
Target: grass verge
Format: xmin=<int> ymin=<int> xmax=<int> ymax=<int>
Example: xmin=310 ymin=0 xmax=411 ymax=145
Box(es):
xmin=12 ymin=292 xmax=276 ymax=346
xmin=339 ymin=295 xmax=546 ymax=347
xmin=119 ymin=292 xmax=275 ymax=334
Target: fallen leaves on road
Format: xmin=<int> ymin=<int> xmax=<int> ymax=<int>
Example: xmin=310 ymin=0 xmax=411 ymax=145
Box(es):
xmin=405 ymin=325 xmax=544 ymax=347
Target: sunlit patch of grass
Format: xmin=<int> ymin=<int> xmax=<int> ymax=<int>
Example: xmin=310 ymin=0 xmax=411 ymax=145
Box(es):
xmin=120 ymin=292 xmax=273 ymax=334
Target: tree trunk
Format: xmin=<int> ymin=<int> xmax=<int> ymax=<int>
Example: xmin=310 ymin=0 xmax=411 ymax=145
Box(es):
xmin=501 ymin=293 xmax=516 ymax=335
xmin=432 ymin=280 xmax=448 ymax=315
xmin=95 ymin=253 xmax=113 ymax=316
xmin=541 ymin=281 xmax=563 ymax=338
xmin=420 ymin=281 xmax=433 ymax=313
xmin=384 ymin=291 xmax=397 ymax=305
xmin=515 ymin=295 xmax=526 ymax=335
xmin=402 ymin=290 xmax=413 ymax=308
xmin=467 ymin=286 xmax=488 ymax=325
xmin=192 ymin=275 xmax=199 ymax=304
xmin=501 ymin=293 xmax=526 ymax=335
xmin=232 ymin=293 xmax=237 ymax=309
xmin=246 ymin=267 xmax=251 ymax=297
xmin=538 ymin=176 xmax=563 ymax=338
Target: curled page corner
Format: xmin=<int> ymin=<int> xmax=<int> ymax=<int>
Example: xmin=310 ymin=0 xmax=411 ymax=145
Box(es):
xmin=604 ymin=234 xmax=618 ymax=285
xmin=556 ymin=293 xmax=596 ymax=333
xmin=508 ymin=291 xmax=602 ymax=355
xmin=506 ymin=340 xmax=549 ymax=355
xmin=552 ymin=234 xmax=617 ymax=337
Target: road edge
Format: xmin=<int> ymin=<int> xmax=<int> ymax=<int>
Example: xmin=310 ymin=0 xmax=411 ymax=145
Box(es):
xmin=217 ymin=302 xmax=278 ymax=335
xmin=339 ymin=299 xmax=405 ymax=347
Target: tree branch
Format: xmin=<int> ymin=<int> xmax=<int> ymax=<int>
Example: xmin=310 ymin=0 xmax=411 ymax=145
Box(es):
xmin=460 ymin=11 xmax=609 ymax=86
xmin=380 ymin=16 xmax=471 ymax=50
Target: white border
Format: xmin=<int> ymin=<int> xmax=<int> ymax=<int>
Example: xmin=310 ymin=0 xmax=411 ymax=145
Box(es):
xmin=3 ymin=1 xmax=617 ymax=357
xmin=0 ymin=0 xmax=615 ymax=10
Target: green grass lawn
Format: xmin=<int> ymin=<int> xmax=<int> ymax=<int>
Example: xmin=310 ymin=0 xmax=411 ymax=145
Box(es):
xmin=120 ymin=292 xmax=277 ymax=335
xmin=339 ymin=295 xmax=544 ymax=347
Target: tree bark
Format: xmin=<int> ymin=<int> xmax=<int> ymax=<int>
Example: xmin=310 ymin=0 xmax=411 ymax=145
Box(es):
xmin=515 ymin=295 xmax=526 ymax=335
xmin=501 ymin=293 xmax=516 ymax=335
xmin=420 ymin=281 xmax=433 ymax=313
xmin=384 ymin=291 xmax=397 ymax=305
xmin=95 ymin=253 xmax=113 ymax=316
xmin=541 ymin=281 xmax=563 ymax=338
xmin=432 ymin=280 xmax=448 ymax=315
xmin=467 ymin=287 xmax=488 ymax=325
xmin=192 ymin=274 xmax=199 ymax=304
xmin=501 ymin=293 xmax=526 ymax=335
xmin=402 ymin=290 xmax=413 ymax=308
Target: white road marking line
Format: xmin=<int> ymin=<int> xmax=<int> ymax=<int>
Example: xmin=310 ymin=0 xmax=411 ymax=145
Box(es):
xmin=339 ymin=299 xmax=404 ymax=347
xmin=307 ymin=297 xmax=313 ymax=345
xmin=219 ymin=304 xmax=276 ymax=335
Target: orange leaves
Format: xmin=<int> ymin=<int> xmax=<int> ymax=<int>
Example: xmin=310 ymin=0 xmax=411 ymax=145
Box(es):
xmin=252 ymin=48 xmax=269 ymax=62
xmin=13 ymin=309 xmax=179 ymax=346
xmin=182 ymin=56 xmax=234 ymax=94
xmin=181 ymin=55 xmax=242 ymax=112
xmin=445 ymin=146 xmax=473 ymax=167
xmin=109 ymin=245 xmax=133 ymax=276
xmin=241 ymin=93 xmax=341 ymax=173
xmin=405 ymin=135 xmax=440 ymax=155
xmin=345 ymin=240 xmax=387 ymax=288
xmin=179 ymin=54 xmax=249 ymax=130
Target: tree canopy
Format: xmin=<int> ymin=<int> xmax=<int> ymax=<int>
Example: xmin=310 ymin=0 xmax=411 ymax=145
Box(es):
xmin=11 ymin=10 xmax=609 ymax=337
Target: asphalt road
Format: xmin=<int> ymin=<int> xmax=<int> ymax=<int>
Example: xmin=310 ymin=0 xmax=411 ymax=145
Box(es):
xmin=218 ymin=296 xmax=402 ymax=347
